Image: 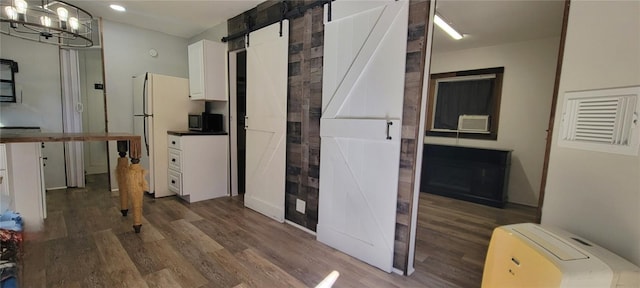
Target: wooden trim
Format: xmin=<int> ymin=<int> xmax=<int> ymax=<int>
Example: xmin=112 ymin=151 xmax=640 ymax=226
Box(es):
xmin=98 ymin=17 xmax=113 ymax=191
xmin=425 ymin=78 xmax=437 ymax=133
xmin=491 ymin=71 xmax=504 ymax=139
xmin=536 ymin=0 xmax=571 ymax=223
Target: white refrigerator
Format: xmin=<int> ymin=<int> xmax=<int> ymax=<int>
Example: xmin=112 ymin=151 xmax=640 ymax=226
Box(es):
xmin=133 ymin=73 xmax=199 ymax=198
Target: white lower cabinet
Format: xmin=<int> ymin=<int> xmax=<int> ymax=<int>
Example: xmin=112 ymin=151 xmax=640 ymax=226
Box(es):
xmin=3 ymin=143 xmax=46 ymax=231
xmin=167 ymin=134 xmax=228 ymax=203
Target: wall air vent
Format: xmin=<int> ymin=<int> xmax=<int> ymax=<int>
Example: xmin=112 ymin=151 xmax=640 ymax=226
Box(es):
xmin=458 ymin=115 xmax=490 ymax=133
xmin=559 ymin=86 xmax=640 ymax=156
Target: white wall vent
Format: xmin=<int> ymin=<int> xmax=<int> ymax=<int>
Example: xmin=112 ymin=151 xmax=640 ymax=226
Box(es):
xmin=559 ymin=86 xmax=640 ymax=156
xmin=458 ymin=115 xmax=490 ymax=133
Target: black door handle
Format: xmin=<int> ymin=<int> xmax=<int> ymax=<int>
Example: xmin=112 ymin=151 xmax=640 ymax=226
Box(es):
xmin=386 ymin=121 xmax=393 ymax=140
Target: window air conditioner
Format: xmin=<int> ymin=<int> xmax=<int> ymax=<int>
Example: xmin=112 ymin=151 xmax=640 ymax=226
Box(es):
xmin=458 ymin=115 xmax=490 ymax=133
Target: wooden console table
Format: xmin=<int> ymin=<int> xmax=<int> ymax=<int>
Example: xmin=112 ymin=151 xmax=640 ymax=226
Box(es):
xmin=0 ymin=132 xmax=145 ymax=233
xmin=420 ymin=144 xmax=512 ymax=208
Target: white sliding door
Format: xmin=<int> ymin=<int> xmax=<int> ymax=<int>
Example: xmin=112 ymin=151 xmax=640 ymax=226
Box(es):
xmin=317 ymin=0 xmax=408 ymax=273
xmin=60 ymin=49 xmax=84 ymax=188
xmin=244 ymin=21 xmax=289 ymax=222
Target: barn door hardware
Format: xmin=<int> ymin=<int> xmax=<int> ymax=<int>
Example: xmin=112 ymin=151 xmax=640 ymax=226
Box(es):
xmin=279 ymin=0 xmax=288 ymax=37
xmin=221 ymin=0 xmax=335 ymax=43
xmin=244 ymin=14 xmax=254 ymax=46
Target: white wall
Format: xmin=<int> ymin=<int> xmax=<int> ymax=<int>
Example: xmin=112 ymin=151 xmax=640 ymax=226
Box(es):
xmin=0 ymin=35 xmax=67 ymax=189
xmin=189 ymin=21 xmax=227 ymax=44
xmin=542 ymin=0 xmax=640 ymax=266
xmin=102 ymin=20 xmax=189 ymax=189
xmin=426 ymin=37 xmax=560 ymax=206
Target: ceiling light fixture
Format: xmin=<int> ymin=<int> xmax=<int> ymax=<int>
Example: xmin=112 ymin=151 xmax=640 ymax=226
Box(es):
xmin=0 ymin=0 xmax=96 ymax=47
xmin=109 ymin=4 xmax=125 ymax=12
xmin=434 ymin=14 xmax=463 ymax=40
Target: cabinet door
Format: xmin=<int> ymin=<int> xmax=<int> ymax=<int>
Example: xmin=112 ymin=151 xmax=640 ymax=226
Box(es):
xmin=188 ymin=41 xmax=205 ymax=100
xmin=188 ymin=40 xmax=228 ymax=101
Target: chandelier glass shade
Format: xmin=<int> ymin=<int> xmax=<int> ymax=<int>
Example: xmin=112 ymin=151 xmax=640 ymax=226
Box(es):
xmin=1 ymin=0 xmax=95 ymax=47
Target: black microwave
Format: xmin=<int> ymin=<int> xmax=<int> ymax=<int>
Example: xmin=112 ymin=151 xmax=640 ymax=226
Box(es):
xmin=188 ymin=113 xmax=223 ymax=132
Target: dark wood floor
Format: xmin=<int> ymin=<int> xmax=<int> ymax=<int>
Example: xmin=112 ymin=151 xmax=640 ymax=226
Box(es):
xmin=19 ymin=174 xmax=536 ymax=287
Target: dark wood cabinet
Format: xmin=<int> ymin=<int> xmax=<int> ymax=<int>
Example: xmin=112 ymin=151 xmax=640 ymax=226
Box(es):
xmin=420 ymin=144 xmax=511 ymax=208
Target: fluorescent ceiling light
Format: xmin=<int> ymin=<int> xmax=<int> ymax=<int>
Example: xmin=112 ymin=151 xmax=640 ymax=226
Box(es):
xmin=434 ymin=14 xmax=463 ymax=40
xmin=110 ymin=4 xmax=126 ymax=12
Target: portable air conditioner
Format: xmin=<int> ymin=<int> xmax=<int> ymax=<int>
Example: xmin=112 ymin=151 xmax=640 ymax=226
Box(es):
xmin=458 ymin=115 xmax=490 ymax=133
xmin=482 ymin=223 xmax=640 ymax=288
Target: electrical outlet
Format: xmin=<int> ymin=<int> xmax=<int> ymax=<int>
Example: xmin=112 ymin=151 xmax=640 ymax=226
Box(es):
xmin=296 ymin=199 xmax=306 ymax=214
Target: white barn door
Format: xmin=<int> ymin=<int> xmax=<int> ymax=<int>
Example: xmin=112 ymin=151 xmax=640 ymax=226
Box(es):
xmin=244 ymin=21 xmax=289 ymax=222
xmin=317 ymin=0 xmax=408 ymax=272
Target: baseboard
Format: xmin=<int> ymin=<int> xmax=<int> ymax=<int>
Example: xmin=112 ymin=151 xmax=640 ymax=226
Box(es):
xmin=392 ymin=268 xmax=404 ymax=275
xmin=285 ymin=220 xmax=316 ymax=236
xmin=406 ymin=266 xmax=415 ymax=276
xmin=45 ymin=186 xmax=67 ymax=191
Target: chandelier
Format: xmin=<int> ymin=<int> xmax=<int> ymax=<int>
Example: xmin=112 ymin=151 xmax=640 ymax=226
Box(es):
xmin=0 ymin=0 xmax=95 ymax=47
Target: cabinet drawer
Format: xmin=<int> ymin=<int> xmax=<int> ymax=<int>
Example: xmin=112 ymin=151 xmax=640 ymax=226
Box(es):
xmin=168 ymin=169 xmax=183 ymax=195
xmin=168 ymin=148 xmax=182 ymax=171
xmin=168 ymin=135 xmax=181 ymax=150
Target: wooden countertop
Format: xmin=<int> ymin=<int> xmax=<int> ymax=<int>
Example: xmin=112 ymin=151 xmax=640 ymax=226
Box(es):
xmin=0 ymin=132 xmax=141 ymax=158
xmin=0 ymin=132 xmax=139 ymax=143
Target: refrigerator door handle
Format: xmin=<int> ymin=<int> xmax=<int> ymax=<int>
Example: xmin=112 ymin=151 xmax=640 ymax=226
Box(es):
xmin=143 ymin=116 xmax=150 ymax=156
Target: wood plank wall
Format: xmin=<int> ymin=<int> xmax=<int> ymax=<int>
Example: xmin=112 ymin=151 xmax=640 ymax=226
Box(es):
xmin=227 ymin=0 xmax=323 ymax=231
xmin=393 ymin=0 xmax=431 ymax=272
xmin=284 ymin=5 xmax=324 ymax=230
xmin=227 ymin=0 xmax=432 ymax=272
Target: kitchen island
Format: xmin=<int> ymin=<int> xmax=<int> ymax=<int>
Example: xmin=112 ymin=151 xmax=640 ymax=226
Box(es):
xmin=0 ymin=132 xmax=146 ymax=233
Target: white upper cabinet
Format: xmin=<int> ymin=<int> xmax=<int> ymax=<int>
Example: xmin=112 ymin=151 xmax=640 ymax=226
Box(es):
xmin=188 ymin=39 xmax=228 ymax=101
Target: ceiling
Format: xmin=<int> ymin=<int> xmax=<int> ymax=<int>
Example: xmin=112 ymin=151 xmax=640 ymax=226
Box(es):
xmin=433 ymin=0 xmax=565 ymax=53
xmin=65 ymin=0 xmax=265 ymax=39
xmin=62 ymin=0 xmax=564 ymax=49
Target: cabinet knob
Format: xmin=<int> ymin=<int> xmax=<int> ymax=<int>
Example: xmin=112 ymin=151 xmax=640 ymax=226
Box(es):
xmin=172 ymin=141 xmax=176 ymax=145
xmin=171 ymin=180 xmax=175 ymax=184
xmin=172 ymin=159 xmax=176 ymax=162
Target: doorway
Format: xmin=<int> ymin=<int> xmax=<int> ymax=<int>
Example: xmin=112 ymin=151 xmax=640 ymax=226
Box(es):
xmin=236 ymin=51 xmax=246 ymax=195
xmin=230 ymin=50 xmax=247 ymax=196
xmin=78 ymin=49 xmax=108 ymax=176
xmin=410 ymin=0 xmax=568 ymax=284
xmin=59 ymin=48 xmax=108 ymax=188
